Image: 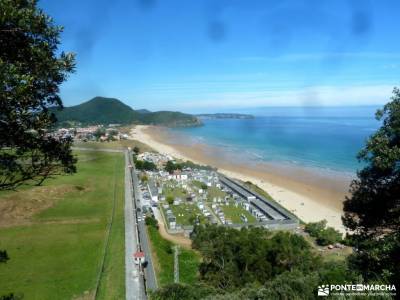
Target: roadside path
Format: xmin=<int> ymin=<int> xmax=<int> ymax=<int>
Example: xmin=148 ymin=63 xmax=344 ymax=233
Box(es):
xmin=204 ymin=202 xmax=222 ymax=224
xmin=130 ymin=157 xmax=158 ymax=291
xmin=153 ymin=208 xmax=192 ymax=249
xmin=125 ymin=151 xmax=146 ymax=300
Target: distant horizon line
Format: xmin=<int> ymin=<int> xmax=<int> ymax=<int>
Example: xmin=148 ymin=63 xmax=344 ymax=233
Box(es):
xmin=61 ymin=95 xmax=384 ymax=113
xmin=182 ymin=105 xmax=383 ymax=115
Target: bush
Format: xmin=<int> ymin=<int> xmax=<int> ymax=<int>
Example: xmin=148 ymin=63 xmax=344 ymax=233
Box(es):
xmin=316 ymin=227 xmax=343 ymax=246
xmin=0 ymin=250 xmax=9 ymax=263
xmin=166 ymin=196 xmax=174 ymax=205
xmin=0 ymin=294 xmax=22 ymax=300
xmin=145 ymin=216 xmax=158 ymax=228
xmin=151 ymin=283 xmax=215 ymax=300
xmin=200 ymin=183 xmax=208 ymax=190
xmin=304 ymin=220 xmax=327 ymax=236
xmin=305 ymin=220 xmax=342 ymax=246
xmin=141 ymin=174 xmax=149 ymax=183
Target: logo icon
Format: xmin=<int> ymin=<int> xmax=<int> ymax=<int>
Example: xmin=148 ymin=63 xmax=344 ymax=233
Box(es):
xmin=318 ymin=285 xmax=330 ymax=296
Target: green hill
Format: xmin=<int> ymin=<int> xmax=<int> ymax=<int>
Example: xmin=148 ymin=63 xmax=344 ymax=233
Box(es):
xmin=54 ymin=97 xmax=202 ymax=127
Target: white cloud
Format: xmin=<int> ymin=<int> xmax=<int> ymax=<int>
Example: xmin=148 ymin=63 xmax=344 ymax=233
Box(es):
xmin=177 ymin=84 xmax=395 ymax=109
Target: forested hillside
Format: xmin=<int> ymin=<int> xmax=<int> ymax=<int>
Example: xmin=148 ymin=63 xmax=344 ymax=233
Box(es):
xmin=54 ymin=97 xmax=202 ymax=127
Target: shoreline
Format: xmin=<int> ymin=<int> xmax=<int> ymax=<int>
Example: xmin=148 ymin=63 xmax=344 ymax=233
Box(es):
xmin=131 ymin=125 xmax=350 ymax=232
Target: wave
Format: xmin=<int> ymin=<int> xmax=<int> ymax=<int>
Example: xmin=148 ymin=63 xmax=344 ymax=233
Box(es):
xmin=172 ymin=115 xmax=371 ymax=175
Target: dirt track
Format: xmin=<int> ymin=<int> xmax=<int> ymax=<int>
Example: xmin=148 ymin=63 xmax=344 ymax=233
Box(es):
xmin=153 ymin=208 xmax=192 ymax=249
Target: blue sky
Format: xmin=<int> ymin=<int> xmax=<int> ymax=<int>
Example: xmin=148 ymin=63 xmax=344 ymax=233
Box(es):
xmin=40 ymin=0 xmax=400 ymax=113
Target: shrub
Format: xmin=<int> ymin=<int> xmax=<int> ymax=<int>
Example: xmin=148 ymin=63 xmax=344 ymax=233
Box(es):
xmin=0 ymin=250 xmax=9 ymax=263
xmin=166 ymin=196 xmax=174 ymax=205
xmin=305 ymin=220 xmax=342 ymax=246
xmin=145 ymin=216 xmax=158 ymax=228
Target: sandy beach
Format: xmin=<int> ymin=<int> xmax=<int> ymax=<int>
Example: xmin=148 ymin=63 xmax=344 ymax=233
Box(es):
xmin=130 ymin=125 xmax=350 ymax=232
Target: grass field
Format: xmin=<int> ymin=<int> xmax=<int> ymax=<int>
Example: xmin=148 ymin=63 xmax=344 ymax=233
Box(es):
xmin=302 ymin=234 xmax=353 ymax=263
xmin=162 ymin=184 xmax=187 ymax=200
xmin=166 ymin=204 xmax=207 ymax=226
xmin=220 ymin=203 xmax=256 ymax=224
xmin=242 ymin=180 xmax=274 ymax=201
xmin=74 ymin=139 xmax=153 ymax=153
xmin=146 ymin=225 xmax=199 ymax=286
xmin=206 ymin=186 xmax=226 ymax=201
xmin=0 ymin=151 xmax=125 ymax=300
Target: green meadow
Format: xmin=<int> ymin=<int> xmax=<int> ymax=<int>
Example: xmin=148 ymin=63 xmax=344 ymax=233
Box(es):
xmin=146 ymin=225 xmax=199 ymax=287
xmin=220 ymin=203 xmax=256 ymax=224
xmin=0 ymin=151 xmax=125 ymax=300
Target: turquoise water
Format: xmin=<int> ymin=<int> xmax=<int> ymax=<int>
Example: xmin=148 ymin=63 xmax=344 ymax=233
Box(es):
xmin=173 ymin=106 xmax=381 ymax=174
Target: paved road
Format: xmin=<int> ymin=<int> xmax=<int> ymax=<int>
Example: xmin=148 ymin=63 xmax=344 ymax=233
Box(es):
xmin=129 ymin=153 xmax=158 ymax=291
xmin=125 ymin=151 xmax=147 ymax=300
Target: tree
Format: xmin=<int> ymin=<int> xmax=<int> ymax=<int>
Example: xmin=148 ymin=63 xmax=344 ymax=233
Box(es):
xmin=107 ymin=128 xmax=118 ymax=136
xmin=135 ymin=159 xmax=144 ymax=170
xmin=190 ymin=225 xmax=321 ymax=290
xmin=105 ymin=129 xmax=118 ymax=141
xmin=188 ymin=215 xmax=197 ymax=226
xmin=242 ymin=271 xmax=318 ymax=300
xmin=165 ymin=160 xmax=182 ymax=174
xmin=143 ymin=160 xmax=157 ymax=171
xmin=93 ymin=127 xmax=106 ymax=140
xmin=200 ymin=183 xmax=208 ymax=190
xmin=133 ymin=146 xmax=140 ymax=155
xmin=343 ymin=88 xmax=400 ymax=285
xmin=0 ymin=0 xmax=76 ymax=189
xmin=145 ymin=215 xmax=158 ymax=228
xmin=318 ymin=260 xmax=360 ymax=284
xmin=135 ymin=159 xmax=157 ymax=171
xmin=166 ymin=195 xmax=174 ymax=205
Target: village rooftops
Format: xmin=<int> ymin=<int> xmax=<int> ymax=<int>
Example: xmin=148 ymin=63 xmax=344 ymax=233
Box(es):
xmin=133 ymin=251 xmax=145 ymax=258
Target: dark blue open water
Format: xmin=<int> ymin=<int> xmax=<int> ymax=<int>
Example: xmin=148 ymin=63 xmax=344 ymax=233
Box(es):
xmin=173 ymin=106 xmax=381 ymax=175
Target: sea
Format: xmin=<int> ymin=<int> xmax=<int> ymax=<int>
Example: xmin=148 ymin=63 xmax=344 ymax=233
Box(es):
xmin=171 ymin=106 xmax=381 ymax=178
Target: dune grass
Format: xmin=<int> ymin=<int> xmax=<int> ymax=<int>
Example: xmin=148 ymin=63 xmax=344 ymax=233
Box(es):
xmin=0 ymin=151 xmax=125 ymax=300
